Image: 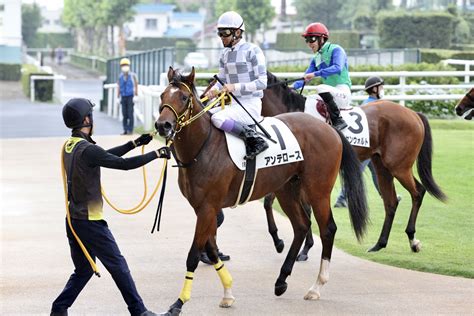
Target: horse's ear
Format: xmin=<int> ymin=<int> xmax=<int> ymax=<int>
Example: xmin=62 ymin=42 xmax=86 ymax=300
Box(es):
xmin=167 ymin=66 xmax=174 ymax=82
xmin=187 ymin=67 xmax=195 ymax=83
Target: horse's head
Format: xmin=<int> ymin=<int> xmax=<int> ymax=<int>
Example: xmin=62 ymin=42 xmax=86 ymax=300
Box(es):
xmin=155 ymin=66 xmax=198 ymax=139
xmin=455 ymin=88 xmax=474 ymax=120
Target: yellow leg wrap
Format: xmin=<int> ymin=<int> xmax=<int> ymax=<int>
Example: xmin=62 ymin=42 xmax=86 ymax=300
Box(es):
xmin=178 ymin=271 xmax=194 ymax=303
xmin=214 ymin=259 xmax=233 ymax=289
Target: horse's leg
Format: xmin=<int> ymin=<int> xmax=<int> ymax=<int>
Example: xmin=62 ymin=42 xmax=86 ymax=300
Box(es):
xmin=368 ymin=155 xmax=400 ymax=252
xmin=304 ymin=196 xmax=336 ymax=300
xmin=394 ymin=170 xmax=426 ymax=252
xmin=296 ymin=202 xmax=314 ymax=262
xmin=264 ymin=193 xmax=285 ymax=253
xmin=167 ymin=209 xmax=234 ymax=314
xmin=204 ymin=235 xmax=236 ymax=307
xmin=273 ymin=184 xmax=310 ymax=297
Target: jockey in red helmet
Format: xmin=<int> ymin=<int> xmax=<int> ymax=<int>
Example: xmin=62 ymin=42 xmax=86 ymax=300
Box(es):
xmin=294 ymin=22 xmax=351 ymax=131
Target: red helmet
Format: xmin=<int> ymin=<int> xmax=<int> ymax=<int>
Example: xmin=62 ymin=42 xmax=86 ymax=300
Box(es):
xmin=302 ymin=22 xmax=329 ymax=38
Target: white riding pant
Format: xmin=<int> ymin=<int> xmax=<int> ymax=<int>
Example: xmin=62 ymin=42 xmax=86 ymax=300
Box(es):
xmin=312 ymin=84 xmax=352 ymax=109
xmin=210 ymin=97 xmax=262 ymax=128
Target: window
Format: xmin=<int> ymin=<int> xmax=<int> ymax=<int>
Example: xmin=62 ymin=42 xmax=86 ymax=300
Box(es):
xmin=145 ymin=18 xmax=157 ymax=30
xmin=55 ymin=19 xmax=61 ymax=25
xmin=44 ymin=19 xmax=50 ymax=25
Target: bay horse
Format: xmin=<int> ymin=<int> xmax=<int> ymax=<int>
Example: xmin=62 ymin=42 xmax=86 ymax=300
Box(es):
xmin=261 ymin=71 xmax=447 ymax=259
xmin=455 ymin=87 xmax=474 ymax=120
xmin=155 ymin=67 xmax=368 ymax=315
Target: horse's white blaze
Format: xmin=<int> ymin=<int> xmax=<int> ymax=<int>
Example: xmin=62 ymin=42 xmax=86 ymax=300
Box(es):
xmin=304 ymin=259 xmax=330 ymax=300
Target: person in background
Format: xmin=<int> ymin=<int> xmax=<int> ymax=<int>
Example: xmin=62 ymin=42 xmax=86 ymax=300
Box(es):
xmin=334 ymin=76 xmax=401 ymax=207
xmin=117 ymin=58 xmax=139 ymax=135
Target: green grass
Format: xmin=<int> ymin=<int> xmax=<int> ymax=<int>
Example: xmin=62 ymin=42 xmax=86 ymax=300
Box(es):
xmin=275 ymin=121 xmax=474 ymax=278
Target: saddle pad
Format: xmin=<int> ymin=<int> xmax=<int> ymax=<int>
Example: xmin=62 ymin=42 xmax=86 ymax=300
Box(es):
xmin=340 ymin=107 xmax=370 ymax=147
xmin=225 ymin=117 xmax=304 ymax=171
xmin=304 ymin=97 xmax=370 ymax=148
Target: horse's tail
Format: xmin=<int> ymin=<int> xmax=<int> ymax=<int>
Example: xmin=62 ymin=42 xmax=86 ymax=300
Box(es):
xmin=336 ymin=130 xmax=369 ymax=241
xmin=416 ymin=113 xmax=447 ymax=201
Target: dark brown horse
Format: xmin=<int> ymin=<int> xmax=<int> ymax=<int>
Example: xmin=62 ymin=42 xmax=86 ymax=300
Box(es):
xmin=155 ymin=67 xmax=368 ymax=314
xmin=455 ymin=87 xmax=474 ymax=120
xmin=262 ymin=72 xmax=447 ymax=259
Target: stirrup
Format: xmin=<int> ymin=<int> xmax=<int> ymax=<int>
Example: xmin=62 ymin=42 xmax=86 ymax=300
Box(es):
xmin=333 ymin=119 xmax=348 ymax=131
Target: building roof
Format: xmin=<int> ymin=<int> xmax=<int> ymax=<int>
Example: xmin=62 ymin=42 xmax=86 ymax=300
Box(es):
xmin=165 ymin=27 xmax=200 ymax=38
xmin=133 ymin=3 xmax=176 ymax=14
xmin=172 ymin=12 xmax=204 ymax=21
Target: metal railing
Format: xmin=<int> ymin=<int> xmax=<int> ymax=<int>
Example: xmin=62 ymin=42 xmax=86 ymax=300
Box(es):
xmin=69 ymin=53 xmax=107 ymax=75
xmin=103 ymin=70 xmax=473 ymax=130
xmin=105 ymin=48 xmax=175 ymax=85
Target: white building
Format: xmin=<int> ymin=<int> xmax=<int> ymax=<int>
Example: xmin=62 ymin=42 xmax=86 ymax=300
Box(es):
xmin=37 ymin=7 xmax=68 ymax=33
xmin=125 ymin=3 xmax=204 ymax=40
xmin=0 ymin=0 xmax=22 ymax=64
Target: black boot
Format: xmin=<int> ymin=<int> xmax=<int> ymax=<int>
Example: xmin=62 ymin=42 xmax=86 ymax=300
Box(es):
xmin=319 ymin=92 xmax=348 ymax=131
xmin=231 ymin=122 xmax=269 ymax=160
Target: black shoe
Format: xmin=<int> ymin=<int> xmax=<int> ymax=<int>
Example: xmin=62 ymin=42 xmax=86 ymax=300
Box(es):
xmin=218 ymin=250 xmax=230 ymax=261
xmin=121 ymin=131 xmax=128 ymax=135
xmin=333 ymin=117 xmax=348 ymax=131
xmin=50 ymin=312 xmax=67 ymax=316
xmin=140 ymin=311 xmax=158 ymax=316
xmin=245 ymin=136 xmax=269 ymax=160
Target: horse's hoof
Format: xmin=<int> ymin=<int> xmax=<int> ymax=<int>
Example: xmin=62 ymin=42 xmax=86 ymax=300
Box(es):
xmin=275 ymin=239 xmax=285 ymax=253
xmin=410 ymin=240 xmax=422 ymax=253
xmin=367 ymin=243 xmax=384 ymax=252
xmin=296 ymin=253 xmax=309 ymax=261
xmin=304 ymin=290 xmax=320 ymax=300
xmin=219 ymin=297 xmax=235 ymax=308
xmin=275 ymin=281 xmax=288 ymax=296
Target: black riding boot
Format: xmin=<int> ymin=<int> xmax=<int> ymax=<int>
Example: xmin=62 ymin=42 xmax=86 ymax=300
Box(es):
xmin=319 ymin=92 xmax=348 ymax=131
xmin=230 ymin=122 xmax=269 ymax=160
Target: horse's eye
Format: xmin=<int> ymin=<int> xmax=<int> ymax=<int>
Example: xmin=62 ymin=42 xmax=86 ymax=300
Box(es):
xmin=182 ymin=95 xmax=188 ymax=102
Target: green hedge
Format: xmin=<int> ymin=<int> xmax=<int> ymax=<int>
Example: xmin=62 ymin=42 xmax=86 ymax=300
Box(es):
xmin=29 ymin=32 xmax=74 ymax=48
xmin=0 ymin=63 xmax=21 ymax=81
xmin=21 ymin=64 xmax=53 ymax=101
xmin=420 ymin=49 xmax=474 ymax=68
xmin=377 ymin=12 xmax=455 ymax=48
xmin=126 ymin=37 xmax=195 ymax=51
xmin=275 ymin=30 xmax=361 ymax=50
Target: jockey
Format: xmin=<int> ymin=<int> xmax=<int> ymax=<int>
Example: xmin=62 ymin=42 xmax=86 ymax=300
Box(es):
xmin=294 ymin=22 xmax=351 ymax=131
xmin=205 ymin=11 xmax=269 ymax=160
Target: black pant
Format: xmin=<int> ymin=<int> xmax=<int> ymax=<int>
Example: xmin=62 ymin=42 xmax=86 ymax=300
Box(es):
xmin=51 ymin=219 xmax=147 ymax=315
xmin=121 ymin=96 xmax=134 ymax=133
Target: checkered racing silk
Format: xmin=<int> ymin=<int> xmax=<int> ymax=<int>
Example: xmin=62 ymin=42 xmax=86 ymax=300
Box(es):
xmin=215 ymin=39 xmax=267 ymax=98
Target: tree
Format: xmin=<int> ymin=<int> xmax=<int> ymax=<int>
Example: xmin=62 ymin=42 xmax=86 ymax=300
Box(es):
xmin=294 ymin=0 xmax=347 ymax=30
xmin=22 ymin=3 xmax=42 ymax=47
xmin=236 ymin=0 xmax=275 ymax=42
xmin=63 ymin=0 xmax=138 ymax=56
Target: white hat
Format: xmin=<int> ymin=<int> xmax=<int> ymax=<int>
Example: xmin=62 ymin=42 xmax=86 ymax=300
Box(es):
xmin=217 ymin=11 xmax=245 ymax=31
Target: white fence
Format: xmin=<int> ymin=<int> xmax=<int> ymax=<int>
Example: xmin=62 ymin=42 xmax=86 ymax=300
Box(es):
xmin=104 ymin=70 xmax=473 ymax=131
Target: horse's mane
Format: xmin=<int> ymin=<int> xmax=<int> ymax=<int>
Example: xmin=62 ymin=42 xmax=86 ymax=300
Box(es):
xmin=266 ymin=71 xmax=306 ymax=112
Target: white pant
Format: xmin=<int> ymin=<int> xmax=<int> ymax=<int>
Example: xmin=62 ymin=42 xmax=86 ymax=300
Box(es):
xmin=210 ymin=97 xmax=262 ymax=128
xmin=313 ymin=84 xmax=352 ymax=109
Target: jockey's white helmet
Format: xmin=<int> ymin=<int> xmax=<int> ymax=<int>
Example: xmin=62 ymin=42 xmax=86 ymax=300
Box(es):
xmin=217 ymin=11 xmax=245 ymax=31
